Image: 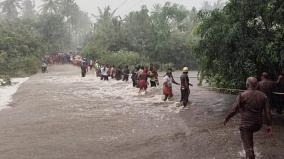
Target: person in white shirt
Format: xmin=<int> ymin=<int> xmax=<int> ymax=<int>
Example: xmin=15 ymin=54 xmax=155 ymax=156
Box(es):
xmin=101 ymin=65 xmax=109 ymax=81
xmin=163 ymin=69 xmax=179 ymax=101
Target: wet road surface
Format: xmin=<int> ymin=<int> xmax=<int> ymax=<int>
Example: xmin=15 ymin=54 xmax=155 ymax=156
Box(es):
xmin=0 ymin=65 xmax=283 ymax=159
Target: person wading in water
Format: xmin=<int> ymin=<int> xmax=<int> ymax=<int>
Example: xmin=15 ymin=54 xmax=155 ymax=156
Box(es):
xmin=149 ymin=65 xmax=159 ymax=87
xmin=100 ymin=65 xmax=109 ymax=81
xmin=138 ymin=67 xmax=148 ymax=94
xmin=81 ymin=58 xmax=88 ymax=77
xmin=122 ymin=65 xmax=130 ymax=82
xmin=224 ymin=77 xmax=272 ymax=159
xmin=274 ymin=74 xmax=284 ymax=114
xmin=163 ymin=69 xmax=179 ymax=101
xmin=131 ymin=66 xmax=139 ymax=87
xmin=258 ymin=72 xmax=275 ymax=104
xmin=180 ymin=67 xmax=193 ymax=107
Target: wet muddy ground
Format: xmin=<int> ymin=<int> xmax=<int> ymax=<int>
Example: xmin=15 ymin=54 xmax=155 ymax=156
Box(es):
xmin=0 ymin=65 xmax=283 ymax=159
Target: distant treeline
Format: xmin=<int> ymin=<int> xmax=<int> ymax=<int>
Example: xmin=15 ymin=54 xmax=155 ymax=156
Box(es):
xmin=3 ymin=0 xmax=281 ymax=90
xmin=82 ymin=0 xmax=284 ymax=89
xmin=82 ymin=1 xmax=225 ymax=70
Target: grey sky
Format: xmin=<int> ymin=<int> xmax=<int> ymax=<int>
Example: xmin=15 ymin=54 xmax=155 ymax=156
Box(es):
xmin=32 ymin=0 xmax=221 ymax=18
xmin=74 ymin=0 xmax=220 ymax=17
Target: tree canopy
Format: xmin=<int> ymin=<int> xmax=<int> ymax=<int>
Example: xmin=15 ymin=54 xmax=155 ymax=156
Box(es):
xmin=194 ymin=0 xmax=284 ymax=88
xmin=2 ymin=0 xmax=282 ymax=90
xmin=82 ymin=2 xmax=203 ymax=69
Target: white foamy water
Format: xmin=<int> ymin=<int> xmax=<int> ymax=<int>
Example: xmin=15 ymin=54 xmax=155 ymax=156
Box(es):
xmin=0 ymin=77 xmax=29 ymax=110
xmin=42 ymin=70 xmax=185 ymax=119
xmin=239 ymin=147 xmax=262 ymax=159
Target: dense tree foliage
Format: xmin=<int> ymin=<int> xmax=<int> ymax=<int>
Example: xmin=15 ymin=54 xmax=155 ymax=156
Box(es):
xmin=0 ymin=19 xmax=45 ymax=77
xmin=82 ymin=2 xmax=203 ymax=69
xmin=194 ymin=0 xmax=284 ymax=88
xmin=3 ymin=0 xmax=280 ymax=91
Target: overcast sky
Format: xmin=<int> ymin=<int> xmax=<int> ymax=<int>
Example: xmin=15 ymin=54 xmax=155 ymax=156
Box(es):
xmin=72 ymin=0 xmax=221 ymax=17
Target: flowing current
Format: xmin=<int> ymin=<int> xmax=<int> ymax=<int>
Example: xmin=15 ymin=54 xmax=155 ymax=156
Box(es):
xmin=0 ymin=64 xmax=283 ymax=159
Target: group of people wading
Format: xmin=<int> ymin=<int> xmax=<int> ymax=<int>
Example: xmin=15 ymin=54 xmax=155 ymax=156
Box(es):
xmin=46 ymin=54 xmax=284 ymax=159
xmin=224 ymin=72 xmax=284 ymax=159
xmin=79 ymin=58 xmax=194 ymax=107
xmin=132 ymin=65 xmax=192 ymax=107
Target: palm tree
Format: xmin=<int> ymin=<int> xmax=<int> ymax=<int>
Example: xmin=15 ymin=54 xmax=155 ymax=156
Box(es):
xmin=40 ymin=0 xmax=59 ymax=14
xmin=22 ymin=0 xmax=36 ymax=18
xmin=0 ymin=0 xmax=22 ymax=19
xmin=59 ymin=0 xmax=77 ymax=18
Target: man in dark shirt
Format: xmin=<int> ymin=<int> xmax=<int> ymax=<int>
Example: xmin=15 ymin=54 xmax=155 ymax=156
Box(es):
xmin=258 ymin=72 xmax=275 ymax=101
xmin=224 ymin=77 xmax=272 ymax=159
xmin=81 ymin=59 xmax=88 ymax=77
xmin=274 ymin=74 xmax=284 ymax=114
xmin=180 ymin=67 xmax=193 ymax=107
xmin=122 ymin=65 xmax=130 ymax=82
xmin=131 ymin=66 xmax=139 ymax=87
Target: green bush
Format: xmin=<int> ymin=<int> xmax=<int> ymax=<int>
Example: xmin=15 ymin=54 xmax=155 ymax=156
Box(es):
xmin=160 ymin=63 xmax=175 ymax=71
xmin=99 ymin=50 xmax=150 ymax=67
xmin=0 ymin=56 xmax=40 ymax=77
xmin=194 ymin=1 xmax=284 ymax=89
xmin=0 ymin=19 xmax=45 ymax=78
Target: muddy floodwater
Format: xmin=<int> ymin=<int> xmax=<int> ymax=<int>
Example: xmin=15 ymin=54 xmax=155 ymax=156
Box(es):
xmin=0 ymin=65 xmax=283 ymax=159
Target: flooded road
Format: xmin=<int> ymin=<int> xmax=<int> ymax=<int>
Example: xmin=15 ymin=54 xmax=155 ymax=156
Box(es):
xmin=0 ymin=65 xmax=283 ymax=159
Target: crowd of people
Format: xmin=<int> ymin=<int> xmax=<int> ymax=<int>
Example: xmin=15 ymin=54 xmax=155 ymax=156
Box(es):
xmin=41 ymin=53 xmax=284 ymax=159
xmin=41 ymin=52 xmax=79 ymax=73
xmin=43 ymin=53 xmax=72 ymax=65
xmin=79 ymin=58 xmax=194 ymax=107
xmin=43 ymin=54 xmax=284 ymax=112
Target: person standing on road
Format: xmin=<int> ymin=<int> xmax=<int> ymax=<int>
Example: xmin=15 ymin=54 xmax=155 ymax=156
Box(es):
xmin=224 ymin=77 xmax=272 ymax=159
xmin=180 ymin=67 xmax=193 ymax=107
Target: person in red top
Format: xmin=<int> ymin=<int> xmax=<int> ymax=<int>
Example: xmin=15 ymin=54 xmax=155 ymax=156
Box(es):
xmin=138 ymin=67 xmax=148 ymax=93
xmin=224 ymin=77 xmax=272 ymax=159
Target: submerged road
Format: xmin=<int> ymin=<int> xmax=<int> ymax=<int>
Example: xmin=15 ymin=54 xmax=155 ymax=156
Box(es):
xmin=0 ymin=65 xmax=283 ymax=159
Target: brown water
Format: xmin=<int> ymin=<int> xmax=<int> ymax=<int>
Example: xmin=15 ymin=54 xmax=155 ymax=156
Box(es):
xmin=0 ymin=64 xmax=283 ymax=159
